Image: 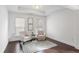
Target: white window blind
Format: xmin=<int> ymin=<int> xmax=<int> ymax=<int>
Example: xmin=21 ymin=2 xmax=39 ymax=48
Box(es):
xmin=15 ymin=18 xmax=25 ymax=36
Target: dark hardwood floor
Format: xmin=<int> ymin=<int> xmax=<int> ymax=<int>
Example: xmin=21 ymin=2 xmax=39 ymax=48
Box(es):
xmin=39 ymin=38 xmax=79 ymax=53
xmin=4 ymin=41 xmax=20 ymax=53
xmin=4 ymin=37 xmax=79 ymax=53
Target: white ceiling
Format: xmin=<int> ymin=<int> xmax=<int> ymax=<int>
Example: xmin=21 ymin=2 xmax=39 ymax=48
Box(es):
xmin=7 ymin=5 xmax=79 ymax=16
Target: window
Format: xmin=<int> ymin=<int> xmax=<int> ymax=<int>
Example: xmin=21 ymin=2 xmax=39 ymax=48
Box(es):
xmin=27 ymin=17 xmax=33 ymax=31
xmin=15 ymin=18 xmax=25 ymax=36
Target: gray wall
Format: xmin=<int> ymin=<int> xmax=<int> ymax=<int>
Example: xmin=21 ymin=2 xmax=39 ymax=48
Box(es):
xmin=47 ymin=9 xmax=77 ymax=47
xmin=0 ymin=6 xmax=8 ymax=52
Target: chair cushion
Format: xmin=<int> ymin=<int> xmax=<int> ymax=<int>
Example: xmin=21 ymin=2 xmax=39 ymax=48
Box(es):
xmin=38 ymin=31 xmax=44 ymax=35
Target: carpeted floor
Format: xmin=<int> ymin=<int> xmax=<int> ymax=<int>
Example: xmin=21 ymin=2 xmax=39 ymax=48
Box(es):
xmin=22 ymin=40 xmax=57 ymax=53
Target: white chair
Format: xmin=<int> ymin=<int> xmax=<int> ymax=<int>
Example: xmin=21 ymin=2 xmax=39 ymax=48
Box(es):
xmin=37 ymin=31 xmax=46 ymax=40
xmin=19 ymin=31 xmax=32 ymax=42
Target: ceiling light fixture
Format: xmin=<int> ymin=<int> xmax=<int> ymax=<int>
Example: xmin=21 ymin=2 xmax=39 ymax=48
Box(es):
xmin=33 ymin=5 xmax=41 ymax=9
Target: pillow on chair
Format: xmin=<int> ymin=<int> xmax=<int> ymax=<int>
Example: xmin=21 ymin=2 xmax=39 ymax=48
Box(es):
xmin=38 ymin=31 xmax=44 ymax=35
xmin=37 ymin=31 xmax=46 ymax=40
xmin=20 ymin=31 xmax=29 ymax=37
